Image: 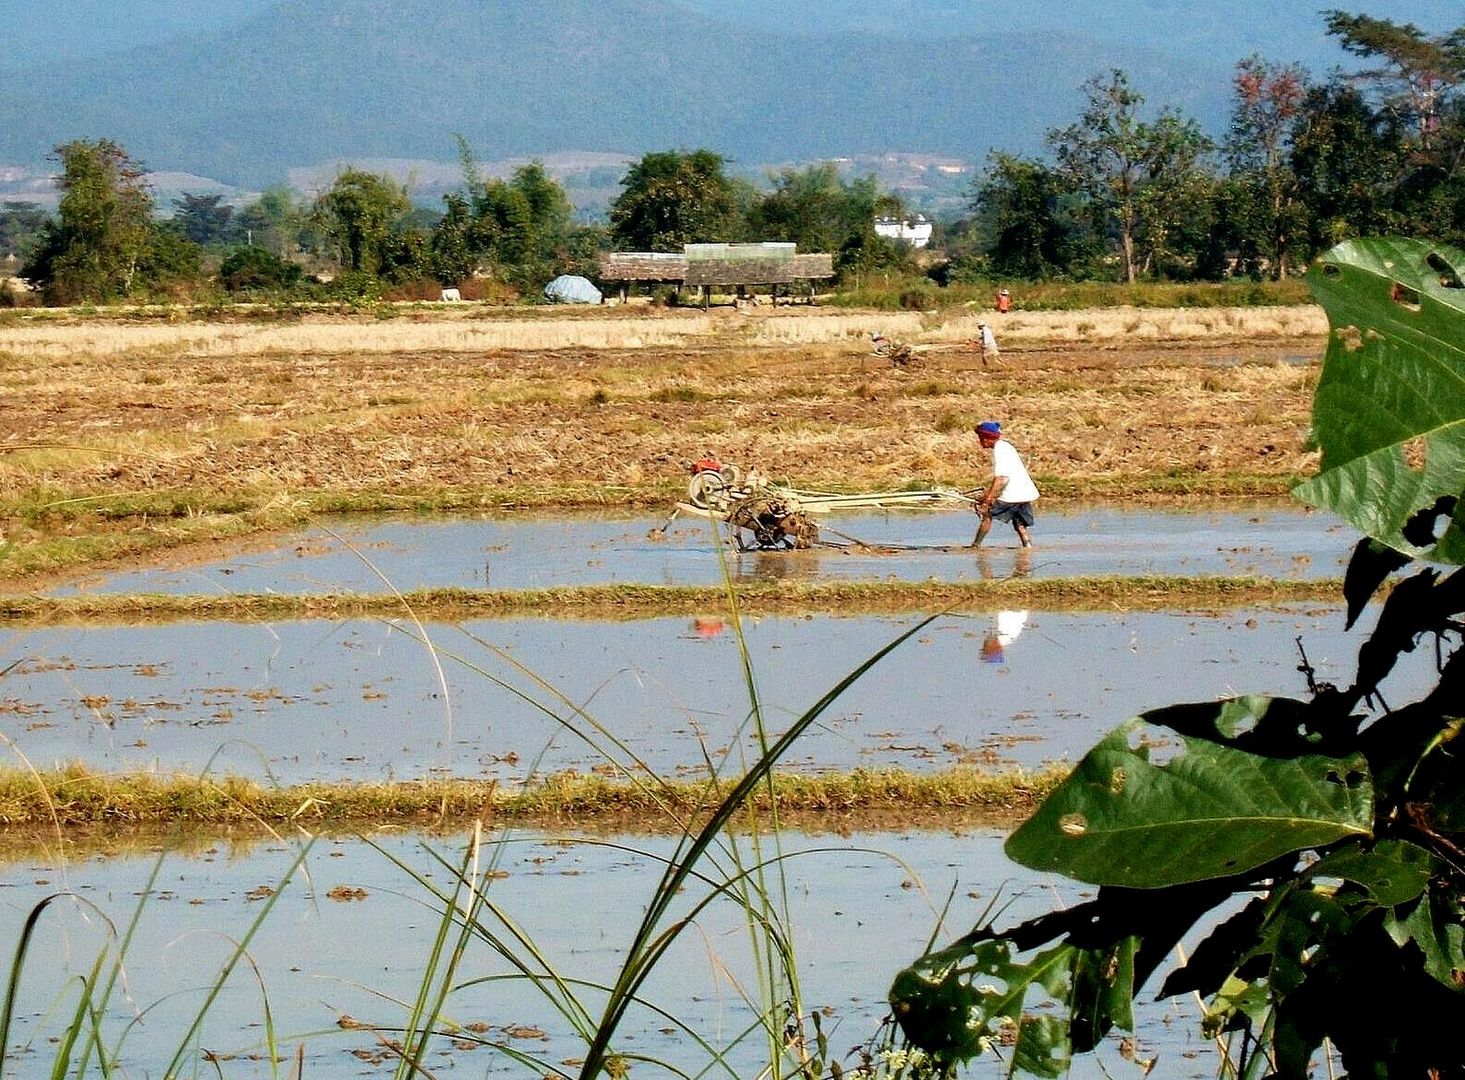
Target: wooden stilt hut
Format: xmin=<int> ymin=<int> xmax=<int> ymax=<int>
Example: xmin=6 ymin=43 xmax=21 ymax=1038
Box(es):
xmin=599 ymin=243 xmax=834 ymax=305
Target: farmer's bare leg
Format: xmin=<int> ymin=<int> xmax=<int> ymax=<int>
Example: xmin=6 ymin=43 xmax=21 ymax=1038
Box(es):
xmin=970 ymin=514 xmax=993 ymax=547
xmin=1016 ymin=523 xmax=1032 ymax=547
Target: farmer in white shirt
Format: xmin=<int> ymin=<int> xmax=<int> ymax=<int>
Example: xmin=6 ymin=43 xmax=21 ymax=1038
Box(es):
xmin=970 ymin=420 xmax=1038 ymax=548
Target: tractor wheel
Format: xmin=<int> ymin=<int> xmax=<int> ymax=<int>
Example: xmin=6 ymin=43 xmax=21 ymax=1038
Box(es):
xmin=687 ymin=470 xmax=729 ymax=509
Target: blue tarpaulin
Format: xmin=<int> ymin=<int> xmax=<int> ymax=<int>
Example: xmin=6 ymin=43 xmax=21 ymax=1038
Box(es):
xmin=543 ymin=274 xmax=603 ymax=304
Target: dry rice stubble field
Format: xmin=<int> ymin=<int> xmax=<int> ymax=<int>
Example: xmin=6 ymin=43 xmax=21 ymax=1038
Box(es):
xmin=0 ymin=305 xmax=1326 ymax=580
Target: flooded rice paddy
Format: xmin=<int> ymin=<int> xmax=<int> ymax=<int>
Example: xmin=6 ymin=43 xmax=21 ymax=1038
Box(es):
xmin=49 ymin=504 xmax=1351 ymax=595
xmin=0 ymin=604 xmax=1416 ymax=785
xmin=3 ymin=504 xmax=1379 ymax=1078
xmin=6 ymin=826 xmax=1230 ymax=1079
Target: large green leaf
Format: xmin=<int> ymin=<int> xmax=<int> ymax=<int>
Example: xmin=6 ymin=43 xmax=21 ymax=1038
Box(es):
xmin=1296 ymin=236 xmax=1465 ymax=563
xmin=1005 ymin=714 xmax=1373 ymax=887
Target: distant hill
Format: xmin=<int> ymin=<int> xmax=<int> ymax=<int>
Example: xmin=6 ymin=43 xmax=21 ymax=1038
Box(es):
xmin=11 ymin=0 xmax=1456 ymax=80
xmin=0 ymin=0 xmax=1235 ymax=188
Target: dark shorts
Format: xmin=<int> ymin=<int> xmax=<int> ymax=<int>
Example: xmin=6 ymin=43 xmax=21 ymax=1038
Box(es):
xmin=990 ymin=501 xmax=1035 ymax=528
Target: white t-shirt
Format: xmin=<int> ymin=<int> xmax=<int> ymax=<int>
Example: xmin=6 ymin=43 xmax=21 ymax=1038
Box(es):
xmin=992 ymin=439 xmax=1039 ymax=503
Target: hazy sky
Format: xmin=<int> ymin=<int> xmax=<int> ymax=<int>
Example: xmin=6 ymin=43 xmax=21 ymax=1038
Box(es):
xmin=8 ymin=0 xmax=1461 ymax=73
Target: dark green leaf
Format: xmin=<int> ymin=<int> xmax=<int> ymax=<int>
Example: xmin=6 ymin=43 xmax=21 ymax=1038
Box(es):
xmin=1399 ymin=715 xmax=1465 ymax=834
xmin=1310 ymin=839 xmax=1437 ymax=907
xmin=1005 ymin=717 xmax=1373 ymax=887
xmin=1141 ymin=694 xmax=1333 ymax=756
xmin=1342 ymin=536 xmax=1412 ymax=628
xmin=1069 ymin=936 xmax=1136 ymax=1051
xmin=1297 ymin=237 xmax=1465 ymax=564
xmin=1385 ymin=889 xmax=1465 ymax=992
xmin=1265 ymin=885 xmax=1355 ymax=998
xmin=1202 ymin=975 xmax=1270 ymax=1040
xmin=1160 ymin=898 xmax=1268 ymax=999
xmin=889 ymin=939 xmax=1073 ymax=1065
xmin=1012 ymin=1015 xmax=1072 ymax=1078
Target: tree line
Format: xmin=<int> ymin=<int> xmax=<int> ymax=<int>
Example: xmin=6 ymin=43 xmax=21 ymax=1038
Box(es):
xmin=2 ymin=10 xmax=1460 ymax=305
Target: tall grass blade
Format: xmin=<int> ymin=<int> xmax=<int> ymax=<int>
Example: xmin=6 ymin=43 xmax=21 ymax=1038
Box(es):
xmin=578 ymin=612 xmax=943 ymax=1080
xmin=49 ymin=952 xmax=109 ymax=1080
xmin=161 ymin=837 xmax=316 ymax=1079
xmin=372 ymin=831 xmax=598 ymax=1043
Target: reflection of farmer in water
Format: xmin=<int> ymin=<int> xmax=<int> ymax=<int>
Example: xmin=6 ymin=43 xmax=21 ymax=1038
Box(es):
xmin=980 ymin=609 xmax=1029 ymax=664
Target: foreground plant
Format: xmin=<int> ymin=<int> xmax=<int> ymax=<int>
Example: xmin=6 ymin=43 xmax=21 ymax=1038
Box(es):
xmin=890 ymin=236 xmax=1465 ymax=1077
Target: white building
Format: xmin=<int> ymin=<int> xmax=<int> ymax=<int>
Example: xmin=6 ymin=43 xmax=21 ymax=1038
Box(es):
xmin=873 ymin=214 xmax=933 ymax=248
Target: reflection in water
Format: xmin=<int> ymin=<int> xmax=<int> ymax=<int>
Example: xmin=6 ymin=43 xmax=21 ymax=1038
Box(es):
xmin=691 ymin=616 xmax=727 ymax=639
xmin=737 ymin=546 xmax=819 ymax=581
xmin=0 ymin=605 xmax=1431 ymax=785
xmin=981 ymin=609 xmax=1029 ymax=665
xmin=974 ymin=546 xmax=1033 ymax=580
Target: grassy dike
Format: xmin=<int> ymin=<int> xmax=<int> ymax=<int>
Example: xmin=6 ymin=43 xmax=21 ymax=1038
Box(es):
xmin=0 ymin=764 xmax=1070 ymax=858
xmin=0 ymin=575 xmax=1342 ymax=625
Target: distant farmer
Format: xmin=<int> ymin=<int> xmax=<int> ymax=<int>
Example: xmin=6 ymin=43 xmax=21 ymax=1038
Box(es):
xmin=973 ymin=322 xmax=1000 ymax=367
xmin=995 ymin=287 xmax=1012 ymax=314
xmin=970 ymin=420 xmax=1038 ymax=548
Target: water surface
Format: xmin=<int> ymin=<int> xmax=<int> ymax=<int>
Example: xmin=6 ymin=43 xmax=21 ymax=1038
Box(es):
xmin=0 ymin=605 xmax=1417 ymax=785
xmin=6 ymin=827 xmax=1228 ymax=1079
xmin=49 ymin=504 xmax=1352 ymax=596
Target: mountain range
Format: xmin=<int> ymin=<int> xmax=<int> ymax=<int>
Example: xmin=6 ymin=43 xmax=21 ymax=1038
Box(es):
xmin=1 ymin=0 xmax=1455 ymax=198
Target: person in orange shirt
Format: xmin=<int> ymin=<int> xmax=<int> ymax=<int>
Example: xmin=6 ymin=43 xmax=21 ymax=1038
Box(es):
xmin=995 ymin=287 xmax=1012 ymax=313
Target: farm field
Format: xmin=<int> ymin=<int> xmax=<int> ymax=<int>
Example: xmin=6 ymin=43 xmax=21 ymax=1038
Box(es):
xmin=0 ymin=301 xmax=1394 ymax=1079
xmin=0 ymin=302 xmax=1327 ymax=582
xmin=0 ymin=299 xmax=1354 ymax=832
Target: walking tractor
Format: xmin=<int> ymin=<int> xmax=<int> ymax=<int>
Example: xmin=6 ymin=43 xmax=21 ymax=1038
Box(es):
xmin=659 ymin=457 xmax=977 ymax=550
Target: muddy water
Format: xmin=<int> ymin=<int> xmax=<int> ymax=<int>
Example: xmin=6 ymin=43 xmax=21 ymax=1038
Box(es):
xmin=6 ymin=827 xmax=1228 ymax=1079
xmin=49 ymin=504 xmax=1351 ymax=596
xmin=0 ymin=605 xmax=1420 ymax=785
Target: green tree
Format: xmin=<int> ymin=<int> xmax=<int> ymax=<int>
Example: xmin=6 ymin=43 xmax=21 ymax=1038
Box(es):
xmin=835 ymin=227 xmax=913 ymax=284
xmin=429 ymin=191 xmax=477 ymax=285
xmin=0 ymin=202 xmax=50 ymax=262
xmin=1289 ymin=82 xmax=1407 ymax=250
xmin=890 ymin=235 xmax=1465 ymax=1078
xmin=562 ymin=222 xmax=612 ymax=280
xmin=135 ymin=227 xmax=203 ymax=295
xmin=218 ymin=245 xmax=303 ymax=292
xmin=171 ymin=193 xmax=239 ymax=248
xmin=235 ymin=186 xmax=309 ymax=258
xmin=313 ymin=168 xmax=413 ymax=275
xmin=972 ymin=152 xmax=1091 ymax=279
xmin=609 ymin=150 xmax=739 ymax=251
xmin=1132 ymin=114 xmax=1218 ymax=277
xmin=509 ymin=160 xmax=573 ymax=260
xmin=476 ymin=181 xmax=535 ymax=267
xmin=22 ymin=139 xmax=155 ymax=302
xmin=1048 ymin=70 xmax=1214 ymax=283
xmin=444 ymin=140 xmax=576 ymax=289
xmin=747 ymin=163 xmax=881 ymax=254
